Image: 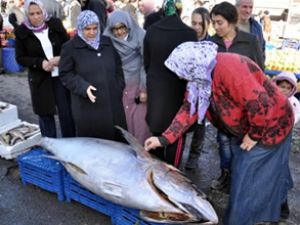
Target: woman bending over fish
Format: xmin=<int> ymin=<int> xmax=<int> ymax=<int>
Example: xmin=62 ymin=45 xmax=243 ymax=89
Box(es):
xmin=144 ymin=41 xmax=294 ymax=225
xmin=59 ymin=10 xmax=127 ymax=142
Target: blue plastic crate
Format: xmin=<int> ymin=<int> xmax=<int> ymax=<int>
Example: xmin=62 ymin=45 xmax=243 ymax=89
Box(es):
xmin=111 ymin=207 xmax=171 ymax=225
xmin=2 ymin=47 xmax=23 ymax=73
xmin=17 ymin=148 xmax=65 ymax=201
xmin=64 ymin=173 xmax=120 ymax=217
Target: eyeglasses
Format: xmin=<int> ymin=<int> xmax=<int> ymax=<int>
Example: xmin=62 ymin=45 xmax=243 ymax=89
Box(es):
xmin=111 ymin=25 xmax=127 ymax=33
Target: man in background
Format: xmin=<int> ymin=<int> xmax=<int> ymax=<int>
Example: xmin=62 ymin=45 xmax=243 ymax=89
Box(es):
xmin=40 ymin=0 xmax=65 ymax=20
xmin=236 ymin=0 xmax=265 ymax=57
xmin=80 ymin=0 xmax=107 ymax=32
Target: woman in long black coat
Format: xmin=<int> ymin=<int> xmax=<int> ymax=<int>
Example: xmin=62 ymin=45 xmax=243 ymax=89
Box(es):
xmin=143 ymin=0 xmax=197 ymax=167
xmin=59 ymin=10 xmax=127 ymax=142
xmin=15 ymin=0 xmax=74 ymax=137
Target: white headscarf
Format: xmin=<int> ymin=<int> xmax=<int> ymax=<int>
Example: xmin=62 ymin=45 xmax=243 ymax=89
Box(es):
xmin=23 ymin=0 xmax=49 ymax=32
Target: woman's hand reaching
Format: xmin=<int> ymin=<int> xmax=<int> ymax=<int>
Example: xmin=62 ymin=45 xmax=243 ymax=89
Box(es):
xmin=87 ymin=85 xmax=97 ymax=103
xmin=144 ymin=137 xmax=162 ymax=151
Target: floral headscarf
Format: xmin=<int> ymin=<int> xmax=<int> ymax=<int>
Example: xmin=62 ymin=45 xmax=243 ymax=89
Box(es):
xmin=165 ymin=41 xmax=218 ymax=124
xmin=77 ymin=10 xmax=100 ymax=50
xmin=23 ymin=0 xmax=49 ymax=32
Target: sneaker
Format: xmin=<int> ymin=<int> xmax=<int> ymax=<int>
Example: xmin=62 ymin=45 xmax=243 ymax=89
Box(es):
xmin=278 ymin=219 xmax=287 ymax=225
xmin=210 ymin=169 xmax=230 ymax=191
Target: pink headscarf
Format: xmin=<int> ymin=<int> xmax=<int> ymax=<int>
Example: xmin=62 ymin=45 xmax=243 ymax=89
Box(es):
xmin=273 ymin=71 xmax=298 ymax=97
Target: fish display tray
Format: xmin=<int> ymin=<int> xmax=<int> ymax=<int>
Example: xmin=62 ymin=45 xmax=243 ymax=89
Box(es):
xmin=64 ymin=174 xmax=120 ymax=217
xmin=111 ymin=207 xmax=170 ymax=225
xmin=0 ymin=119 xmax=22 ymax=135
xmin=0 ymin=121 xmax=41 ymax=159
xmin=0 ymin=101 xmax=19 ymax=128
xmin=17 ymin=148 xmax=65 ymax=201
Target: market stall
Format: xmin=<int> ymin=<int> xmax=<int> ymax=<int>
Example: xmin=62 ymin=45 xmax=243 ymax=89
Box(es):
xmin=265 ymin=39 xmax=300 ymax=77
xmin=265 ymin=39 xmax=300 ymax=96
xmin=0 ymin=27 xmax=23 ymax=73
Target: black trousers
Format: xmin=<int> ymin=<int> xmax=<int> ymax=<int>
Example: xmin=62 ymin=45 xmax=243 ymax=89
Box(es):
xmin=188 ymin=123 xmax=205 ymax=159
xmin=38 ymin=77 xmax=75 ymax=138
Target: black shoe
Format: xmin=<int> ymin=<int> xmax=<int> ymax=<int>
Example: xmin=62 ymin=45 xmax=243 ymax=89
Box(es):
xmin=255 ymin=223 xmax=278 ymax=225
xmin=210 ymin=169 xmax=230 ymax=191
xmin=185 ymin=157 xmax=198 ymax=170
xmin=280 ymin=200 xmax=289 ymax=220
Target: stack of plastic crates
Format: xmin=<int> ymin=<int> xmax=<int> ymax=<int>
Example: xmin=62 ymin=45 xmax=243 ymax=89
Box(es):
xmin=64 ymin=174 xmax=171 ymax=225
xmin=17 ymin=149 xmax=180 ymax=225
xmin=17 ymin=147 xmax=65 ymax=201
xmin=111 ymin=207 xmax=170 ymax=225
xmin=64 ymin=173 xmax=120 ymax=218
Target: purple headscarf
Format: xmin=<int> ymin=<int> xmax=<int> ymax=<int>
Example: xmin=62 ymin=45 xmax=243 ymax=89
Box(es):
xmin=77 ymin=10 xmax=100 ymax=50
xmin=23 ymin=0 xmax=49 ymax=32
xmin=165 ymin=41 xmax=218 ymax=124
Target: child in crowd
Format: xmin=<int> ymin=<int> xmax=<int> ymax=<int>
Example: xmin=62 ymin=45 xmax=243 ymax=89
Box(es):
xmin=274 ymin=71 xmax=300 ymax=222
xmin=274 ymin=71 xmax=300 ymax=125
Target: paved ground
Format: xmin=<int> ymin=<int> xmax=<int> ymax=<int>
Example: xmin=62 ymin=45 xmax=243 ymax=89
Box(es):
xmin=0 ymin=72 xmax=299 ymax=225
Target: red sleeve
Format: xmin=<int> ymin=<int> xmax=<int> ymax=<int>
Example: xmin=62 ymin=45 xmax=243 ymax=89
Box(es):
xmin=162 ymin=92 xmax=198 ymax=144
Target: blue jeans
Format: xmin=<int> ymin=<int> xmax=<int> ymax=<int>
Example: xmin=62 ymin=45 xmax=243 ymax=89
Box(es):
xmin=217 ymin=130 xmax=232 ymax=171
xmin=52 ymin=78 xmax=75 ymax=137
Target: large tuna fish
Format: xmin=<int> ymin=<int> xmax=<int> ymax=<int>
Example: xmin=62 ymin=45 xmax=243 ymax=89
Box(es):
xmin=39 ymin=127 xmax=218 ymax=224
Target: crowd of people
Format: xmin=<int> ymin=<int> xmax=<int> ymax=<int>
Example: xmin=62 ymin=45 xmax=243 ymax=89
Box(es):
xmin=2 ymin=0 xmax=299 ymax=225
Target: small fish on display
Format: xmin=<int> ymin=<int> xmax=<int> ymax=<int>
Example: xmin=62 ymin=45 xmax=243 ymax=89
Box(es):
xmin=0 ymin=102 xmax=9 ymax=112
xmin=0 ymin=124 xmax=39 ymax=146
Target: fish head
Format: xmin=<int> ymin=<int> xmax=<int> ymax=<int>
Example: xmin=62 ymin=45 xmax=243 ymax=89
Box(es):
xmin=140 ymin=163 xmax=218 ymax=224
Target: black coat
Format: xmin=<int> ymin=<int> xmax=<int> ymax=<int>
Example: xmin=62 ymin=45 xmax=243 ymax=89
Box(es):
xmin=209 ymin=29 xmax=265 ymax=70
xmin=59 ymin=35 xmax=127 ymax=141
xmin=15 ymin=18 xmax=69 ymax=115
xmin=85 ymin=0 xmax=107 ymax=32
xmin=144 ymin=15 xmax=197 ymax=133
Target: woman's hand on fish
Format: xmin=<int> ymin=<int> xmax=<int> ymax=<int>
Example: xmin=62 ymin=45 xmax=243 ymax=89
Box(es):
xmin=139 ymin=92 xmax=147 ymax=103
xmin=240 ymin=134 xmax=257 ymax=151
xmin=87 ymin=85 xmax=97 ymax=103
xmin=144 ymin=137 xmax=162 ymax=151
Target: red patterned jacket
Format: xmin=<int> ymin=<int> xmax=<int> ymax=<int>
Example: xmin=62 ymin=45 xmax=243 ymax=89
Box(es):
xmin=161 ymin=53 xmax=294 ymax=146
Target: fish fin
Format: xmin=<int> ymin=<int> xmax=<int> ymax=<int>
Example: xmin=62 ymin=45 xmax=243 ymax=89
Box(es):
xmin=115 ymin=126 xmax=151 ymax=160
xmin=65 ymin=162 xmax=88 ymax=175
xmin=42 ymin=155 xmax=87 ymax=175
